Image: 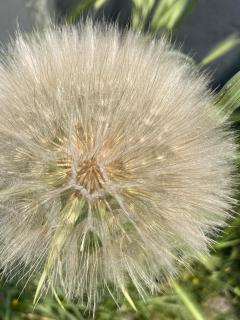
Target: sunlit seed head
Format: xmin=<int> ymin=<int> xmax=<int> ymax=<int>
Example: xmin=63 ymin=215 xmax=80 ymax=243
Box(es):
xmin=47 ymin=126 xmax=129 ymax=204
xmin=0 ymin=21 xmax=236 ymax=310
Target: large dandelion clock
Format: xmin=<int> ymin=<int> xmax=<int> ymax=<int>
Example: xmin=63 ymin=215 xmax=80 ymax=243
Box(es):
xmin=0 ymin=22 xmax=236 ymax=309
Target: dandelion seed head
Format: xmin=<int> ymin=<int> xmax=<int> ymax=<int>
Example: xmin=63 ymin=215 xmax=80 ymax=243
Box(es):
xmin=0 ymin=22 xmax=236 ymax=309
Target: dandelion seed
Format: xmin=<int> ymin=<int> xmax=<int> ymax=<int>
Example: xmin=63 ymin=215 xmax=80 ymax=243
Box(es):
xmin=0 ymin=22 xmax=236 ymax=309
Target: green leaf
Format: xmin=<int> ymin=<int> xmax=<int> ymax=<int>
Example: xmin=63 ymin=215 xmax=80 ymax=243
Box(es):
xmin=215 ymin=71 xmax=240 ymax=120
xmin=201 ymin=34 xmax=240 ymax=65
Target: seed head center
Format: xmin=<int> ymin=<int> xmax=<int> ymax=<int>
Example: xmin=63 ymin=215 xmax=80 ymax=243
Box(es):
xmin=76 ymin=157 xmax=104 ymax=193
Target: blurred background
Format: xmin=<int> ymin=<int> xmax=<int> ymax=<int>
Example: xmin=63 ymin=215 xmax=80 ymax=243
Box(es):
xmin=1 ymin=0 xmax=240 ymax=88
xmin=0 ymin=1 xmax=240 ymax=319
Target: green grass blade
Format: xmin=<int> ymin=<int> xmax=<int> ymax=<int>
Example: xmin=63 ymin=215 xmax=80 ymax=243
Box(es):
xmin=51 ymin=286 xmax=65 ymax=311
xmin=173 ymin=0 xmax=197 ymax=30
xmin=215 ymin=71 xmax=240 ymax=120
xmin=201 ymin=34 xmax=240 ymax=65
xmin=215 ymin=239 xmax=240 ymax=250
xmin=131 ymin=0 xmax=155 ymax=31
xmin=172 ymin=282 xmax=205 ymax=320
xmin=150 ymin=0 xmax=176 ymax=31
xmin=166 ymin=0 xmax=188 ymax=29
xmin=120 ymin=285 xmax=138 ymax=312
xmin=94 ymin=0 xmax=107 ymax=9
xmin=150 ymin=0 xmax=197 ymax=32
xmin=66 ymin=0 xmax=97 ymax=22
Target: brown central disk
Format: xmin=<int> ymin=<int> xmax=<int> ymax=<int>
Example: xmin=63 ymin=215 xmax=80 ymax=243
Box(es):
xmin=57 ymin=132 xmax=130 ymax=195
xmin=76 ymin=157 xmax=105 ymax=193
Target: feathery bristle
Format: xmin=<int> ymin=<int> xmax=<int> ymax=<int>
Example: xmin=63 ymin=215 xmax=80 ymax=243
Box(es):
xmin=0 ymin=22 xmax=236 ymax=310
